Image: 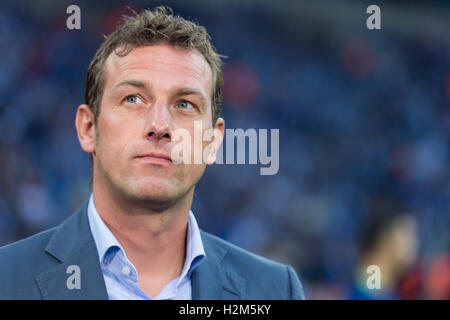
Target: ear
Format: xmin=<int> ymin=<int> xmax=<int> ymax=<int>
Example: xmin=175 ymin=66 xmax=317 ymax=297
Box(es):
xmin=206 ymin=117 xmax=225 ymax=164
xmin=75 ymin=104 xmax=96 ymax=154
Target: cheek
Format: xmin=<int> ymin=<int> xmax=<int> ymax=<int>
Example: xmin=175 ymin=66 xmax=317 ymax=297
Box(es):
xmin=180 ymin=164 xmax=206 ymax=189
xmin=189 ymin=121 xmax=214 ymax=164
xmin=96 ymin=112 xmax=138 ymax=164
xmin=171 ymin=119 xmax=199 ymax=163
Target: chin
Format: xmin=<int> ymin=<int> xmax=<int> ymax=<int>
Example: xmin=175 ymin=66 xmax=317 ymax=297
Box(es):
xmin=122 ymin=178 xmax=184 ymax=210
xmin=124 ymin=190 xmax=178 ymax=211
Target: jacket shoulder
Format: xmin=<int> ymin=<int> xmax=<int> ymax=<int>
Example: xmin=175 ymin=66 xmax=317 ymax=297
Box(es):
xmin=201 ymin=230 xmax=285 ymax=269
xmin=200 ymin=230 xmax=305 ymax=299
xmin=0 ymin=227 xmax=56 ymax=260
xmin=0 ymin=227 xmax=59 ymax=299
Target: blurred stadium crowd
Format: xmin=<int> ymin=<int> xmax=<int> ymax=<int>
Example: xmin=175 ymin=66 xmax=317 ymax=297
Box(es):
xmin=0 ymin=0 xmax=448 ymax=299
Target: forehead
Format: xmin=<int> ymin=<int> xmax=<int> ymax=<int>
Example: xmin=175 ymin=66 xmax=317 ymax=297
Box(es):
xmin=103 ymin=44 xmax=213 ymax=97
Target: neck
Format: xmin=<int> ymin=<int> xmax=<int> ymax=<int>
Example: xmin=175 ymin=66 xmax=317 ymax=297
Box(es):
xmin=91 ymin=177 xmax=194 ymax=287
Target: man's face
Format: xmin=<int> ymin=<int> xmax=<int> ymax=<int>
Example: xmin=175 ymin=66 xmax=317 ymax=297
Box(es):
xmin=77 ymin=44 xmax=224 ymax=209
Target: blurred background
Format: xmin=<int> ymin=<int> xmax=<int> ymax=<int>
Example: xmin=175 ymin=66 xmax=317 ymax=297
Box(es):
xmin=0 ymin=0 xmax=448 ymax=299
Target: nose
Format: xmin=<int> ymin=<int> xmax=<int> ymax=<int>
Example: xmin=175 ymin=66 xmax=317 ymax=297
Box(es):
xmin=144 ymin=102 xmax=171 ymax=142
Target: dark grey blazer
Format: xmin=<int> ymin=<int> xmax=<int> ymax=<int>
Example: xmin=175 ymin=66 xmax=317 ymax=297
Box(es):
xmin=0 ymin=202 xmax=305 ymax=300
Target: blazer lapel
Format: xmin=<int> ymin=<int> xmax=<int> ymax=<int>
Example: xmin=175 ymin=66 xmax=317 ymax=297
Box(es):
xmin=191 ymin=231 xmax=245 ymax=300
xmin=36 ymin=202 xmax=108 ymax=300
xmin=35 ymin=204 xmax=244 ymax=300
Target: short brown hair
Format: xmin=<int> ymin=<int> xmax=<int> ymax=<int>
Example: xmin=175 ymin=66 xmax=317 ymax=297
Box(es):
xmin=85 ymin=6 xmax=224 ymax=126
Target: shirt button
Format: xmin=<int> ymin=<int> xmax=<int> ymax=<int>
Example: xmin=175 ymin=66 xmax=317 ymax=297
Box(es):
xmin=122 ymin=266 xmax=131 ymax=276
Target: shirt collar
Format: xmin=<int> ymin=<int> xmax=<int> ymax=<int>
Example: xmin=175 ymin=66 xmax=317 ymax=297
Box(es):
xmin=87 ymin=193 xmax=205 ymax=279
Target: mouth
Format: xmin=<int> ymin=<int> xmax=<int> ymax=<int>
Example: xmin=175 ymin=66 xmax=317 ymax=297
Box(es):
xmin=135 ymin=152 xmax=173 ymax=166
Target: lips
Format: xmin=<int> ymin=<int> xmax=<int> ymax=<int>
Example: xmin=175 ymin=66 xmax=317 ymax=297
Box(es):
xmin=135 ymin=152 xmax=173 ymax=165
xmin=137 ymin=152 xmax=172 ymax=161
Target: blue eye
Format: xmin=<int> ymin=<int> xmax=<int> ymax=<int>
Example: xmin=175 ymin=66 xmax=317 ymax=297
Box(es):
xmin=125 ymin=95 xmax=142 ymax=104
xmin=177 ymin=101 xmax=193 ymax=109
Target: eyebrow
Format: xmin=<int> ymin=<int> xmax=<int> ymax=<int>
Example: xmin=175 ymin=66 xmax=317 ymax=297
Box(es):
xmin=113 ymin=79 xmax=148 ymax=90
xmin=113 ymin=79 xmax=207 ymax=103
xmin=172 ymin=88 xmax=207 ymax=103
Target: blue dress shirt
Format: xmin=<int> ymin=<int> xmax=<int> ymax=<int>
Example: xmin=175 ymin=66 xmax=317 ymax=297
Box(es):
xmin=86 ymin=194 xmax=205 ymax=300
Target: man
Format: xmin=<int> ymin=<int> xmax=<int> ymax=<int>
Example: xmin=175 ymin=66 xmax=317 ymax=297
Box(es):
xmin=0 ymin=7 xmax=305 ymax=300
xmin=348 ymin=204 xmax=418 ymax=300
